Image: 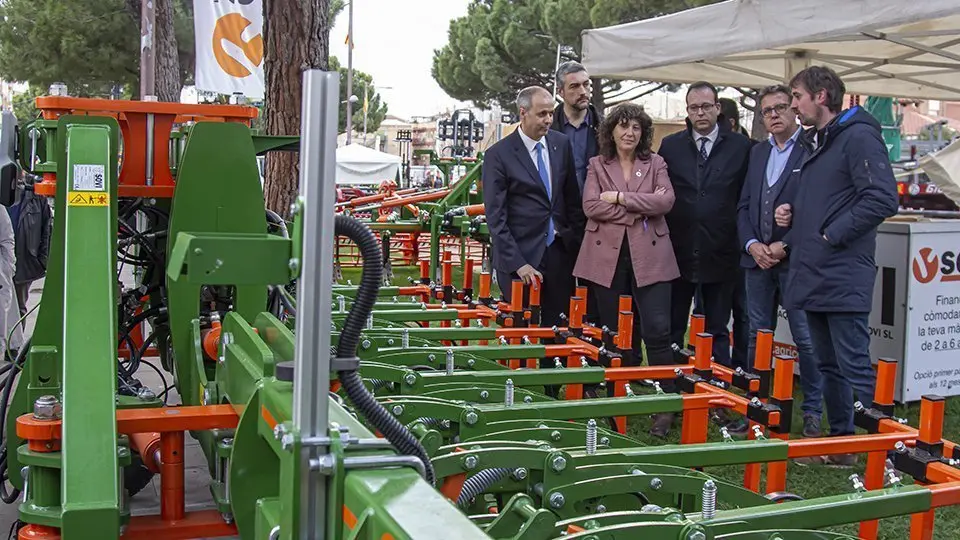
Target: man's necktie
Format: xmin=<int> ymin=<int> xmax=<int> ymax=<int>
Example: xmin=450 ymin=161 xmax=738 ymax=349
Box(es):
xmin=698 ymin=137 xmax=709 ymax=164
xmin=535 ymin=142 xmax=555 ymax=246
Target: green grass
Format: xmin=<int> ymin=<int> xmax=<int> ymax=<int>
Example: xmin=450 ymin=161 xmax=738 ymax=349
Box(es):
xmin=344 ymin=264 xmax=960 ymax=538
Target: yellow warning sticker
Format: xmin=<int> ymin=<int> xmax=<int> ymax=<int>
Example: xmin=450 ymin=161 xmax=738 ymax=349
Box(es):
xmin=67 ymin=191 xmax=110 ymax=207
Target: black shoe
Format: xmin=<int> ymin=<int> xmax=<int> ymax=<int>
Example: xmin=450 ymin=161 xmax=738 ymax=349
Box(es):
xmin=649 ymin=413 xmax=674 ymax=439
xmin=725 ymin=418 xmax=749 ymax=435
xmin=802 ymin=414 xmax=822 ymax=438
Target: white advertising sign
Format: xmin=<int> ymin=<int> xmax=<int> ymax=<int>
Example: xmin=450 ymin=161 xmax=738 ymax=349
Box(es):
xmin=903 ymin=226 xmax=960 ymax=401
xmin=193 ymin=0 xmax=264 ymax=99
xmin=768 ymin=223 xmax=911 ymax=398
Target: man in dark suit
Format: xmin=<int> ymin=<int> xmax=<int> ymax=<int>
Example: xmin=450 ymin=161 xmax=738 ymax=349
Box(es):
xmin=483 ymin=86 xmax=585 ymax=335
xmin=659 ymin=81 xmax=751 ymax=370
xmin=737 ymin=84 xmax=823 ymax=438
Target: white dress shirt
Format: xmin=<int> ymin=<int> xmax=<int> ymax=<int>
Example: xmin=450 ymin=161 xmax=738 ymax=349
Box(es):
xmin=694 ymin=123 xmax=720 ymax=157
xmin=517 ymin=128 xmax=552 ymax=199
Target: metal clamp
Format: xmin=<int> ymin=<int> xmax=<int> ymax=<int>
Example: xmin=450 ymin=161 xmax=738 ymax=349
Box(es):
xmin=330 ymin=355 xmax=361 ymax=372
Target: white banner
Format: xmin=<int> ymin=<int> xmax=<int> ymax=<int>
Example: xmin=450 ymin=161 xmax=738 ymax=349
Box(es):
xmin=193 ymin=0 xmax=264 ymax=99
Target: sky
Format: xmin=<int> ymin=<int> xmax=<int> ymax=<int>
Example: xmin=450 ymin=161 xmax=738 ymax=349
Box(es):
xmin=328 ymin=0 xmax=474 ymax=120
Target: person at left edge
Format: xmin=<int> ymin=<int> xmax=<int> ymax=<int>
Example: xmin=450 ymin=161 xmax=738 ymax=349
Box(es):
xmin=483 ymin=86 xmax=586 ymax=348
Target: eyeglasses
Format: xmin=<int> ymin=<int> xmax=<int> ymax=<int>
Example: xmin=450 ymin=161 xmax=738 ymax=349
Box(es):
xmin=761 ymin=103 xmax=791 ymax=118
xmin=687 ymin=103 xmax=717 ymax=114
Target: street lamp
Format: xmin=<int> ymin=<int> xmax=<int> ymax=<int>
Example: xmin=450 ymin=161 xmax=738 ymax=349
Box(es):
xmin=345 ymin=0 xmax=355 ymax=144
xmin=363 ymin=84 xmax=392 ymax=145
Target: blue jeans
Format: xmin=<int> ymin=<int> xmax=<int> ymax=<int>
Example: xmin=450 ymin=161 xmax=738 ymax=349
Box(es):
xmin=805 ymin=311 xmax=876 ymax=436
xmin=744 ymin=267 xmax=823 ymax=418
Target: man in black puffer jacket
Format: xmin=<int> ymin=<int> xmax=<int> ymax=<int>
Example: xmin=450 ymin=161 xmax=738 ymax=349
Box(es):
xmin=8 ymin=173 xmax=52 ymax=318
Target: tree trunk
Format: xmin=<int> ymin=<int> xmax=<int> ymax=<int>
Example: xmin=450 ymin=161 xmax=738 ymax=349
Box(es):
xmin=590 ymin=77 xmax=605 ymax=114
xmin=155 ymin=0 xmax=181 ymax=102
xmin=263 ymin=0 xmax=330 ymax=216
xmin=126 ymin=0 xmax=181 ymax=102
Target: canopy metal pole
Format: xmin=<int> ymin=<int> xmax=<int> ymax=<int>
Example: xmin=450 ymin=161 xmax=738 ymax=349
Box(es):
xmin=292 ymin=69 xmax=340 ymax=539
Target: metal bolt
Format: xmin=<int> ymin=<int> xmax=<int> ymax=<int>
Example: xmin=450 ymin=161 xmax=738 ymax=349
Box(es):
xmin=221 ymin=512 xmax=234 ymax=525
xmin=361 ymin=339 xmax=371 ymax=350
xmin=625 ymin=384 xmax=636 ymax=397
xmin=403 ymin=374 xmax=417 ymax=386
xmin=735 ymin=367 xmax=744 ymax=375
xmin=721 ymin=427 xmax=733 ymax=442
xmin=504 ymin=379 xmax=515 ymax=407
xmin=440 ymin=420 xmax=452 ymax=429
xmin=551 ymin=455 xmax=567 ymax=472
xmin=549 ymin=492 xmax=565 ymax=508
xmin=554 ymin=357 xmax=564 ymax=369
xmin=849 ymin=473 xmax=865 ymax=492
xmin=479 ymin=390 xmax=490 ymax=401
xmin=551 ymin=430 xmax=562 ymax=442
xmin=750 ymin=397 xmax=763 ymax=407
xmin=463 ymin=455 xmax=479 ymax=470
xmin=512 ymin=468 xmax=528 ymax=481
xmin=281 ymin=433 xmax=294 ymax=450
xmin=640 ymin=504 xmax=663 ymax=513
xmin=674 ymin=368 xmax=684 ymax=376
xmin=427 ymin=354 xmax=436 ymax=363
xmin=524 ymin=395 xmax=533 ymax=403
xmin=752 ymin=425 xmax=765 ymax=439
xmin=446 ymin=349 xmax=455 ymax=375
xmin=467 ymin=358 xmax=475 ymax=367
xmin=338 ymin=296 xmax=346 ymax=312
xmin=387 ymin=339 xmax=395 ymax=346
xmin=391 ymin=405 xmax=404 ymax=416
xmin=596 ymin=504 xmax=607 ymax=512
xmin=653 ymin=382 xmax=663 ymax=394
xmin=854 ymin=401 xmax=865 ymax=412
xmin=650 ymin=477 xmax=663 ymax=490
xmin=137 ymin=387 xmax=156 ymax=401
xmin=288 ymin=258 xmax=299 ymax=271
xmin=273 ymin=424 xmax=285 ymax=440
xmin=581 ymin=358 xmax=590 ymax=368
xmin=586 ymin=419 xmax=598 ymax=455
xmin=895 ymin=441 xmax=907 ymax=453
xmin=885 ymin=467 xmax=902 ymax=487
xmin=366 ymin=314 xmax=374 ymax=329
xmin=464 ymin=411 xmax=479 ymax=425
xmin=401 ymin=329 xmax=410 ymax=349
xmin=600 ymin=436 xmax=610 ymax=447
xmin=33 ymin=396 xmax=61 ymax=420
xmin=686 ymin=532 xmax=706 ymax=540
xmin=701 ymin=480 xmax=717 ymax=520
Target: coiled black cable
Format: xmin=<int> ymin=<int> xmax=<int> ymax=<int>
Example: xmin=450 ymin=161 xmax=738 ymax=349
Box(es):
xmin=456 ymin=467 xmax=514 ymax=508
xmin=333 ymin=214 xmax=435 ymax=485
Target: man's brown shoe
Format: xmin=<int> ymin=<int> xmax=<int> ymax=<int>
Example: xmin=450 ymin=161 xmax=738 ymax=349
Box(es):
xmin=649 ymin=413 xmax=674 ymax=439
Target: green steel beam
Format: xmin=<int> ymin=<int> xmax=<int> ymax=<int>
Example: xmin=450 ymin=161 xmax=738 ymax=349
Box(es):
xmin=59 ymin=117 xmax=121 ymax=538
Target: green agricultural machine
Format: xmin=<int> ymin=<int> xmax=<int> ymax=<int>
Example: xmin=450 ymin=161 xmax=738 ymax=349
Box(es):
xmin=1 ymin=70 xmax=959 ymax=540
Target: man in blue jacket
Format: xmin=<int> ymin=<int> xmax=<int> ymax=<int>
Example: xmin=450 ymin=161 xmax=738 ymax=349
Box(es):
xmin=737 ymin=85 xmax=823 ymax=438
xmin=777 ymin=66 xmax=898 ymax=466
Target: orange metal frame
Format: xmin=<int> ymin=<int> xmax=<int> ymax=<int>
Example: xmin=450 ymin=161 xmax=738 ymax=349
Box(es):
xmin=33 ymin=97 xmax=258 ymax=199
xmin=16 ymin=405 xmax=239 ymax=540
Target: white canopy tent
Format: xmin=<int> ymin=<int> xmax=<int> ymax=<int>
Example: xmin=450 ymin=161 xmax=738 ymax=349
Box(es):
xmin=336 ymin=143 xmax=401 ymax=185
xmin=920 ymin=138 xmax=960 ymax=205
xmin=581 ymin=0 xmax=960 ymax=99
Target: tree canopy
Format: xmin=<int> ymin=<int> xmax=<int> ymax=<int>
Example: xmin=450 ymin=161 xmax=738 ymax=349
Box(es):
xmin=432 ymin=0 xmax=720 ymax=110
xmin=329 ymin=56 xmax=389 ymax=136
xmin=0 ymin=0 xmax=194 ymax=99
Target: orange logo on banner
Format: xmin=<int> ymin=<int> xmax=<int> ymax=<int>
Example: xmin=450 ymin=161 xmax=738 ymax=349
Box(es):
xmin=912 ymin=247 xmax=960 ymax=284
xmin=212 ymin=13 xmax=263 ymax=78
xmin=913 ymin=247 xmax=940 ymax=284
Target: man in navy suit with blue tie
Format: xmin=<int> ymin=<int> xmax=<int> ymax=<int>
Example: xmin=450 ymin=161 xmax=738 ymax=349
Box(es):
xmin=483 ymin=86 xmax=585 ymax=333
xmin=737 ymin=84 xmax=823 ymax=438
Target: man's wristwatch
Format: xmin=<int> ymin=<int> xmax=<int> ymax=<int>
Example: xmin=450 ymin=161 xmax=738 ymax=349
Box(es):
xmin=781 ymin=242 xmax=790 ymax=255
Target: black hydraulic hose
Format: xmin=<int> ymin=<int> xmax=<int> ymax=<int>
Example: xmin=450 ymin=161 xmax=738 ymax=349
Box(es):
xmin=456 ymin=467 xmax=514 ymax=508
xmin=0 ymin=340 xmax=28 ymax=504
xmin=333 ymin=215 xmax=436 ymax=486
xmin=766 ymin=491 xmax=805 ymax=503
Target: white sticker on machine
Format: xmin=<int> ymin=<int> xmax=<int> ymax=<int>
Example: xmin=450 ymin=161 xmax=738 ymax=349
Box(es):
xmin=72 ymin=164 xmax=106 ymax=191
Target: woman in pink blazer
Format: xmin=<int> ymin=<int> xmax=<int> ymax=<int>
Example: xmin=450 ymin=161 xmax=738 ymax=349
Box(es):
xmin=573 ymin=104 xmax=680 ymax=433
